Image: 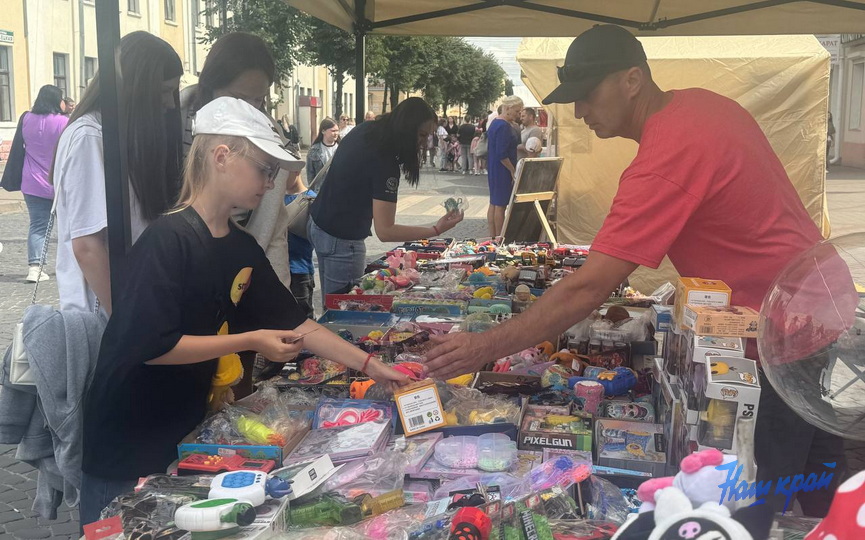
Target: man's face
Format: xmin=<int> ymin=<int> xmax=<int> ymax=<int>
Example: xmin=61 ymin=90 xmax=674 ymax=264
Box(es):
xmin=573 ymin=71 xmax=631 ymax=139
xmin=520 ymin=109 xmax=533 ymax=126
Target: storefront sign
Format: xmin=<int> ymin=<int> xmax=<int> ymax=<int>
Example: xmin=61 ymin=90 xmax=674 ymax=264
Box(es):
xmin=717 ymin=459 xmax=836 ymax=513
xmin=0 ymin=30 xmax=13 ymax=44
xmin=817 ymin=34 xmax=840 ymax=63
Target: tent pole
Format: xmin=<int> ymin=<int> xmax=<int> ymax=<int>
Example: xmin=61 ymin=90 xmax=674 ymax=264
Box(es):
xmin=95 ymin=0 xmax=131 ymax=303
xmin=355 ymin=0 xmax=367 ymax=123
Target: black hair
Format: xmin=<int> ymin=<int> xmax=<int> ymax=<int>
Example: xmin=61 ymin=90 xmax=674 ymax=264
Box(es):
xmin=313 ymin=117 xmax=338 ymax=145
xmin=193 ymin=32 xmax=275 ymax=112
xmin=31 ymin=85 xmax=64 ymax=115
xmin=523 ymin=107 xmax=536 ymax=119
xmin=367 ymin=97 xmax=436 ymax=187
xmin=66 ymin=31 xmax=183 ymax=221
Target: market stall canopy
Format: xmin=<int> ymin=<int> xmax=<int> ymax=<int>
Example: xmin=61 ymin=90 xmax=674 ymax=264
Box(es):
xmin=285 ymin=0 xmax=865 ymax=36
xmin=518 ymin=35 xmax=831 ymax=292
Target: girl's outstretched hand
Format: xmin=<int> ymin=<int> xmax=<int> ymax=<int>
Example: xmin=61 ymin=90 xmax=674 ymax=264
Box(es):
xmin=365 ymin=358 xmax=412 ymax=394
xmin=251 ymin=329 xmax=305 ymax=363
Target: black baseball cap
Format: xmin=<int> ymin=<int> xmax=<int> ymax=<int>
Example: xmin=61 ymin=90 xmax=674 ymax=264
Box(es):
xmin=542 ymin=25 xmax=647 ymax=105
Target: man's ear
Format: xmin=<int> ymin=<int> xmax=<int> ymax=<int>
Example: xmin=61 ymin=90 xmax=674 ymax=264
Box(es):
xmin=624 ymin=66 xmax=647 ymax=98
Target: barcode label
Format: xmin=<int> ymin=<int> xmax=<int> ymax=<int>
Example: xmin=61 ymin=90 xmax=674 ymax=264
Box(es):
xmin=700 ymin=326 xmax=713 ymax=334
xmin=409 ymin=415 xmax=425 ymax=428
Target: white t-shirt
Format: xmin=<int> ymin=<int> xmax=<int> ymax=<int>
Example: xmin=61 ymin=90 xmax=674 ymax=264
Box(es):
xmin=54 ymin=112 xmax=149 ymax=312
xmin=339 ymin=125 xmax=354 ymax=139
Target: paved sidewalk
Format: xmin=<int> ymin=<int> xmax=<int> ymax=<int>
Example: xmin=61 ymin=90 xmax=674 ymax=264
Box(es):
xmin=0 ymin=166 xmax=864 ymax=537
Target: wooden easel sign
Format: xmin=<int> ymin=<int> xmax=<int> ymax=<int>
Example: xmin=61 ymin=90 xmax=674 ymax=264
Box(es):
xmin=501 ymin=157 xmax=564 ymax=245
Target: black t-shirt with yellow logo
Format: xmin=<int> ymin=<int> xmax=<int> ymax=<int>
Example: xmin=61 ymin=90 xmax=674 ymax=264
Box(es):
xmin=310 ymin=120 xmax=400 ymax=240
xmin=83 ymin=207 xmax=305 ymax=480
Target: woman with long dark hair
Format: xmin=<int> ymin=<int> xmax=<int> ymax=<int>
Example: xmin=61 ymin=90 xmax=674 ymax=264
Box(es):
xmin=52 ymin=31 xmax=183 ymax=315
xmin=308 ymin=97 xmax=464 ymax=299
xmin=20 ymin=85 xmax=68 ymax=282
xmin=306 ymin=117 xmax=339 ymax=183
xmin=180 ymin=32 xmax=295 ymax=291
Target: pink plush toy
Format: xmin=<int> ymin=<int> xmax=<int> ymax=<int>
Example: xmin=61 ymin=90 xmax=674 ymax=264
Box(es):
xmin=637 ymin=448 xmax=740 ymax=512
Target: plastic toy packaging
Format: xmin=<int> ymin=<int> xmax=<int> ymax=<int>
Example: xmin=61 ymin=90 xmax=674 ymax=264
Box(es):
xmin=323 ymin=451 xmax=409 ymax=499
xmin=477 ymin=433 xmax=518 ymax=472
xmin=442 ymin=189 xmax=468 ymax=214
xmin=99 ymin=490 xmax=195 ymax=539
xmin=584 ymin=475 xmax=632 ymax=526
xmin=445 ymin=386 xmax=522 ymax=426
xmin=434 ymin=472 xmax=530 ymax=502
xmin=527 ymin=455 xmax=592 ymax=492
xmin=600 ymin=400 xmax=656 ymax=422
xmin=313 ymin=398 xmax=394 ymax=430
xmin=222 ymin=406 xmax=287 ymax=446
xmin=547 ymin=519 xmax=619 ymax=539
xmin=435 ymin=435 xmax=479 ymax=468
xmin=289 ymin=493 xmax=365 ymax=528
xmin=460 ymin=311 xmax=497 ymax=333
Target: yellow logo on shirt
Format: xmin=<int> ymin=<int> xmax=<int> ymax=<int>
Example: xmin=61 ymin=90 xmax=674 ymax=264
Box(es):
xmin=230 ymin=267 xmax=253 ymax=305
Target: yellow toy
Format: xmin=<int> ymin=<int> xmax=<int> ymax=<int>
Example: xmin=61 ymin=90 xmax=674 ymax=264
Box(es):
xmin=473 ymin=286 xmax=495 ymax=299
xmin=208 ymin=322 xmax=243 ymax=411
xmin=237 ymin=415 xmax=286 ymax=447
xmin=446 ymin=374 xmax=474 ymax=386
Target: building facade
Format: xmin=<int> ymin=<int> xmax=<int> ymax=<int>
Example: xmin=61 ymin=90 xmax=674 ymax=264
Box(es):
xmin=0 ymin=1 xmax=365 ymax=147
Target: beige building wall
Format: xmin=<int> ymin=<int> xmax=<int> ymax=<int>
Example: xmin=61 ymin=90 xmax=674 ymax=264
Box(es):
xmin=0 ymin=0 xmax=30 ymax=137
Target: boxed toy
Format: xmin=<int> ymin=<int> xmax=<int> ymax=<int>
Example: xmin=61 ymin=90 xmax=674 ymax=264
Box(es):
xmin=518 ymin=407 xmax=593 ymax=453
xmin=683 ymin=305 xmax=759 ymax=338
xmin=657 ymin=369 xmax=690 ymax=472
xmin=650 ymin=304 xmax=672 ymax=332
xmin=683 ymin=335 xmax=745 ymax=423
xmin=394 ymin=379 xmax=447 ymax=436
xmin=596 ymin=418 xmax=667 ymax=476
xmin=674 ymin=277 xmax=731 ymax=329
xmin=662 ymin=323 xmax=687 ymax=382
xmin=696 ymin=356 xmax=760 ymax=454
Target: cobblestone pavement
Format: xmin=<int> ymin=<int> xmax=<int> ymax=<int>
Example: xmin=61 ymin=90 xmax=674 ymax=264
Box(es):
xmin=1 ymin=167 xmax=864 ymax=537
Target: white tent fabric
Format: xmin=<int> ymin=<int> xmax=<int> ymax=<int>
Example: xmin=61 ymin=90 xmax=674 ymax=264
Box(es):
xmin=518 ymin=35 xmax=831 ymax=291
xmin=286 ymin=0 xmax=865 ymax=36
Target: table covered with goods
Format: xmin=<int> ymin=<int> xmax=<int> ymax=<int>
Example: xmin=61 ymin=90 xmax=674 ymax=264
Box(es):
xmin=85 ymin=237 xmax=846 ymax=540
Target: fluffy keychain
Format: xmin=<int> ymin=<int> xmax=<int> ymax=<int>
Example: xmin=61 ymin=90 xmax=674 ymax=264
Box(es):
xmin=208 ymin=321 xmax=243 ymax=411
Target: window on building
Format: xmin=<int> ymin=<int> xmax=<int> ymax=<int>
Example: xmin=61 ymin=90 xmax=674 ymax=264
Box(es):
xmin=851 ymin=61 xmax=864 ymax=131
xmin=205 ymin=0 xmax=214 ymax=27
xmin=84 ymin=57 xmax=98 ymax=87
xmin=319 ymin=89 xmax=324 ymax=105
xmin=191 ymin=0 xmax=201 ymax=26
xmin=128 ymin=0 xmax=139 ymax=14
xmin=164 ymin=0 xmax=176 ymax=22
xmin=0 ymin=47 xmax=12 ymax=122
xmin=53 ymin=53 xmax=68 ymax=98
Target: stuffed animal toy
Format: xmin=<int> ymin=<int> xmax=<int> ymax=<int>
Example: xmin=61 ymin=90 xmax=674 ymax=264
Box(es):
xmin=612 ymin=487 xmax=773 ymax=540
xmin=805 ymin=469 xmax=865 ymax=539
xmin=636 ymin=449 xmax=741 ymax=512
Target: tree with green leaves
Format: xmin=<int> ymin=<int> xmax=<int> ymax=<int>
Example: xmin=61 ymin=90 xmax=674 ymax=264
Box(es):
xmin=504 ymin=78 xmax=515 ymax=97
xmin=301 ymin=19 xmax=357 ymax=119
xmin=201 ymin=0 xmax=308 ymax=84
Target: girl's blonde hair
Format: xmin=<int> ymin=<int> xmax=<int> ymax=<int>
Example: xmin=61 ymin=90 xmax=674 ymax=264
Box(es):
xmin=501 ymin=95 xmax=524 ymax=112
xmin=172 ymin=134 xmax=252 ymax=211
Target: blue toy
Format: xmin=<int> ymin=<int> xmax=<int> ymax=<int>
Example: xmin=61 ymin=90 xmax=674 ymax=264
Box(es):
xmin=568 ymin=367 xmax=637 ymax=396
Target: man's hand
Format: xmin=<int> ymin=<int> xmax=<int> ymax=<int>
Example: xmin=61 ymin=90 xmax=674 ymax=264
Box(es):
xmin=424 ymin=333 xmax=492 ymax=380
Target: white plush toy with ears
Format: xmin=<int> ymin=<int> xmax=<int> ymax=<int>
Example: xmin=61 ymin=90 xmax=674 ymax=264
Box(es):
xmin=636 ymin=448 xmax=743 ymax=512
xmin=612 ymin=486 xmax=774 ymax=540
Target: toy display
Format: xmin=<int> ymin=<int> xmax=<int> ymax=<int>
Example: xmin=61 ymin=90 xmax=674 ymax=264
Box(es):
xmin=87 ymin=239 xmax=847 ymax=540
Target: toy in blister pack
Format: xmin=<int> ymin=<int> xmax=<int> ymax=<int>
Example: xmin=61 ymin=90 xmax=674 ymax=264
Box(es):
xmin=528 ymin=456 xmax=592 ymax=492
xmin=600 ymin=401 xmax=656 ymax=422
xmin=547 ymin=519 xmax=618 ymax=540
xmin=312 ymin=397 xmax=394 ymax=430
xmin=289 ymin=493 xmax=364 ymax=527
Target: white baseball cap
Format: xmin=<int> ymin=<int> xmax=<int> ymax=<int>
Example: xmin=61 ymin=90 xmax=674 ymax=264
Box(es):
xmin=526 ymin=136 xmax=543 ymax=153
xmin=193 ymin=97 xmax=305 ymax=171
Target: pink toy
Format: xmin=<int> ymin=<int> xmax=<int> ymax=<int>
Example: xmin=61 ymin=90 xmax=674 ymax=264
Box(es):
xmin=574 ymin=380 xmax=604 ymax=415
xmin=636 ymin=448 xmax=739 ymax=512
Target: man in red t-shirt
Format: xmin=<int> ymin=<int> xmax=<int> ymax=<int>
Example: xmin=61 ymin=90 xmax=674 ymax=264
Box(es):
xmin=425 ymin=25 xmax=845 ymax=515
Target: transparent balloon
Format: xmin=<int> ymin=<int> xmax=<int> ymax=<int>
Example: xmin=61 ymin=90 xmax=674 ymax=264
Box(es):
xmin=758 ymin=233 xmax=865 ymax=440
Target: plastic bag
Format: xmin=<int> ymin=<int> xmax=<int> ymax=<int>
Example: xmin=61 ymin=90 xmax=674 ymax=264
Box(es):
xmin=323 ymin=452 xmax=409 ymax=499
xmin=527 ymin=455 xmax=592 ymax=492
xmin=434 ymin=472 xmax=530 ymax=502
xmin=585 ymin=475 xmax=632 ymax=525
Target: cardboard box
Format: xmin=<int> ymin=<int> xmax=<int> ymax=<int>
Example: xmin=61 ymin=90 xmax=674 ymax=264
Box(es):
xmin=674 ymin=278 xmax=732 ymax=329
xmin=324 ymin=294 xmax=395 ymax=311
xmin=391 ymin=299 xmax=467 ymax=316
xmin=696 ymin=356 xmax=760 ymax=454
xmin=651 ymin=304 xmax=673 ymax=332
xmin=178 ymin=424 xmax=309 ymax=465
xmin=472 ymin=372 xmax=543 ymax=395
xmin=394 ymin=379 xmax=447 ymax=436
xmin=683 ymin=335 xmax=745 ymax=423
xmin=595 ymin=419 xmax=667 ymax=476
xmin=518 ymin=403 xmax=593 ymax=452
xmin=683 ymin=305 xmax=759 ymax=338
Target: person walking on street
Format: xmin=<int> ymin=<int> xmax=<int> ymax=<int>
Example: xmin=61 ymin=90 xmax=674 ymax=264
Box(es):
xmin=425 ymin=24 xmax=845 ymax=518
xmin=338 ymin=115 xmax=354 ymax=139
xmin=307 ymin=118 xmax=339 ymax=183
xmin=436 ymin=119 xmax=449 ymax=171
xmin=458 ymin=116 xmax=476 ymax=175
xmin=285 ymin=168 xmax=317 ymax=319
xmin=486 ymin=96 xmax=523 ymax=236
xmin=20 ymin=85 xmax=69 ymax=282
xmin=517 ymin=107 xmax=543 ymax=161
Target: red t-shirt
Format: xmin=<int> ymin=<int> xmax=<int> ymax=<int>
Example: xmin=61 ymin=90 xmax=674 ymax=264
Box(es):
xmin=592 ymin=88 xmax=823 ymax=315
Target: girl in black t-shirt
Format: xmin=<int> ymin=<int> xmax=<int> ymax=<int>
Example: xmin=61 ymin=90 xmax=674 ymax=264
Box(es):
xmin=79 ymin=98 xmax=409 ymax=528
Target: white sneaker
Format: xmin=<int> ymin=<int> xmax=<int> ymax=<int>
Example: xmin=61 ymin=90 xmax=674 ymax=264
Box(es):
xmin=26 ymin=266 xmax=50 ymax=283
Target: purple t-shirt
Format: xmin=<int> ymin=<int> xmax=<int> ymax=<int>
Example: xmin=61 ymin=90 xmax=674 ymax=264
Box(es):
xmin=21 ymin=113 xmax=69 ymax=199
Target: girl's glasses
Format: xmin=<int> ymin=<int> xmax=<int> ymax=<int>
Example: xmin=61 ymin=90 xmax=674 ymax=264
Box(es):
xmin=244 ymin=155 xmax=280 ymax=183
